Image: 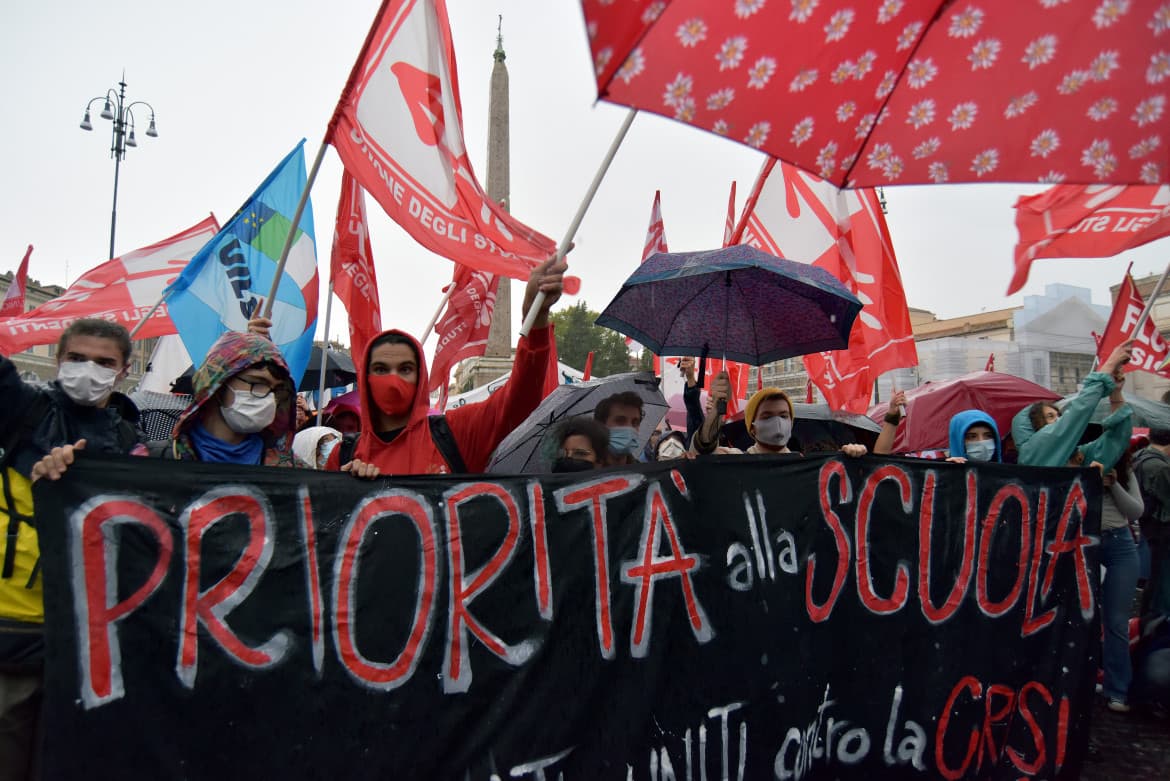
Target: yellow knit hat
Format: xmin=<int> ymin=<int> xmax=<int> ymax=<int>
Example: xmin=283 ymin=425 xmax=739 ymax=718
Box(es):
xmin=745 ymin=387 xmax=794 ymax=432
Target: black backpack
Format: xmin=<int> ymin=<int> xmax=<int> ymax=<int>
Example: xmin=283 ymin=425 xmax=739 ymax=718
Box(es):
xmin=336 ymin=416 xmax=468 ymax=474
xmin=1133 ymin=449 xmax=1169 ymax=526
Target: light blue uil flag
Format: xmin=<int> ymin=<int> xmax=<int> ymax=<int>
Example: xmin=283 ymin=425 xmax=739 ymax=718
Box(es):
xmin=165 ymin=141 xmax=319 ymax=386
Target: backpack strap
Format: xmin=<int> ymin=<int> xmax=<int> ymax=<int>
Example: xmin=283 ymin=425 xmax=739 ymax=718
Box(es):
xmin=429 ymin=416 xmax=468 ymax=474
xmin=2 ymin=394 xmax=50 ymax=581
xmin=334 ymin=420 xmax=468 ymax=474
xmin=337 ymin=433 xmax=359 ymax=469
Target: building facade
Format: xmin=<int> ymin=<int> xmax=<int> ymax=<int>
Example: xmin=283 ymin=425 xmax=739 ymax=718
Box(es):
xmin=752 ymin=283 xmax=1109 ymax=404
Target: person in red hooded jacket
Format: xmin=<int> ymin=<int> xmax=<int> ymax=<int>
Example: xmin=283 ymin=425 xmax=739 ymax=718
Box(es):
xmin=327 ymin=255 xmax=566 ymax=477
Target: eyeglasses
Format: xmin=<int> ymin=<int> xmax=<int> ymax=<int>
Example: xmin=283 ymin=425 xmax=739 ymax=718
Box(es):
xmin=561 ymin=448 xmax=595 ymax=461
xmin=231 ymin=378 xmax=290 ymax=402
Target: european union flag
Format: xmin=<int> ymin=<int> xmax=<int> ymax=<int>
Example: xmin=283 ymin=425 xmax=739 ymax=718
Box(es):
xmin=165 ymin=141 xmax=319 ymax=386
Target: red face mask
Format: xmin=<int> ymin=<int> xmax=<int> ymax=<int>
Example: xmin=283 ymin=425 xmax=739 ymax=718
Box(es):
xmin=368 ymin=373 xmax=414 ymax=417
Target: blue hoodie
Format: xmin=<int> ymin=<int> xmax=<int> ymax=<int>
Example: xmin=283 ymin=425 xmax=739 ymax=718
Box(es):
xmin=948 ymin=410 xmax=1002 ymax=462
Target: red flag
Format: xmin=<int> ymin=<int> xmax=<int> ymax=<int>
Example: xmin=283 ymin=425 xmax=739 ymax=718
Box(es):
xmin=327 ymin=0 xmax=556 ymax=281
xmin=985 ymin=354 xmax=995 ymax=372
xmin=331 ymin=173 xmax=382 ymax=366
xmin=0 ymin=246 xmax=32 ymax=319
xmin=1010 ymin=184 xmax=1170 ymax=295
xmin=628 ymin=191 xmax=670 ymax=348
xmin=739 ymin=159 xmax=917 ymax=414
xmin=543 ymin=325 xmax=561 ymax=398
xmin=1097 ymin=270 xmax=1170 ymax=378
xmin=0 ymin=217 xmax=219 ymax=354
xmin=641 ymin=190 xmax=669 ymax=261
xmin=582 ymin=351 xmax=594 ymax=382
xmin=429 ymin=265 xmax=501 ymax=400
xmin=722 ymin=181 xmax=737 ymax=247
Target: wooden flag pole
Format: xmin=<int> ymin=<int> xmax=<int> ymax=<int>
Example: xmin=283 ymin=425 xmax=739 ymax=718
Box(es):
xmin=1132 ymin=260 xmax=1170 ymax=338
xmin=128 ymin=291 xmax=170 ymax=339
xmin=519 ymin=109 xmax=638 ymax=337
xmin=421 ymin=282 xmax=457 ymax=344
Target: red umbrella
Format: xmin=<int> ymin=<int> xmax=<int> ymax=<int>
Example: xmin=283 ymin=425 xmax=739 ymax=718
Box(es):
xmin=583 ymin=0 xmax=1168 ymax=186
xmin=866 ymin=370 xmax=1060 ymax=453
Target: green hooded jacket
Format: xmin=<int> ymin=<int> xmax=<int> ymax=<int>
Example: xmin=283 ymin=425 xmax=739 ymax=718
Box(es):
xmin=1010 ymin=370 xmax=1132 ymax=469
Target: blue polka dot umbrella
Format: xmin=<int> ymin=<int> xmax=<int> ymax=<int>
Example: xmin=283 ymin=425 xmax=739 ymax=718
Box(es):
xmin=596 ymin=245 xmax=862 ymax=366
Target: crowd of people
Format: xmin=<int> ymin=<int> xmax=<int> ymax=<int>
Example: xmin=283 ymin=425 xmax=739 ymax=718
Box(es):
xmin=1 ymin=256 xmax=1169 ymax=775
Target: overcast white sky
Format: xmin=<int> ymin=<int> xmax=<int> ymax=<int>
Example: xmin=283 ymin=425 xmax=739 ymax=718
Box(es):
xmin=2 ymin=0 xmax=1167 ymax=354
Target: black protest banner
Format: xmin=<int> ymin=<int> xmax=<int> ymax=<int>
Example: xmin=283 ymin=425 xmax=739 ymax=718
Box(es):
xmin=36 ymin=454 xmax=1100 ymax=780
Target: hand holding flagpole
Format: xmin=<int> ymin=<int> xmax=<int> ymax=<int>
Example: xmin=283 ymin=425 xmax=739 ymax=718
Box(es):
xmin=520 ymin=254 xmax=568 ymax=331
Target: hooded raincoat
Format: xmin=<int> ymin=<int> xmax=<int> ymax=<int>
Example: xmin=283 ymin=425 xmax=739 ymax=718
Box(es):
xmin=162 ymin=331 xmax=299 ymax=466
xmin=331 ymin=326 xmax=551 ymax=475
xmin=1011 ymin=370 xmax=1132 ymax=469
xmin=947 ymin=410 xmax=1002 ymax=462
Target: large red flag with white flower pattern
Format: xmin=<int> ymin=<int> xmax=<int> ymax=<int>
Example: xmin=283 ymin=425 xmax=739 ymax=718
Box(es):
xmin=739 ymin=158 xmax=916 ymax=413
xmin=329 ymin=0 xmax=557 ymax=279
xmin=582 ymin=0 xmax=1168 ymax=187
xmin=1010 ymin=184 xmax=1170 ymax=294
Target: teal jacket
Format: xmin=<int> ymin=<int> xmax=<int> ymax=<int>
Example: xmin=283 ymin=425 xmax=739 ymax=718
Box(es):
xmin=1011 ymin=371 xmax=1132 ymax=469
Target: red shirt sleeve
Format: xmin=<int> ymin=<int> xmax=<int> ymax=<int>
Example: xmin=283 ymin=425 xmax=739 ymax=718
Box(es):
xmin=445 ymin=325 xmax=551 ymax=472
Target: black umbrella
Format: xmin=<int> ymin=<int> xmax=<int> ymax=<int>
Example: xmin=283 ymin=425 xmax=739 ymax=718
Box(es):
xmin=170 ymin=345 xmax=355 ymax=394
xmin=486 ymin=372 xmax=667 ymax=474
xmin=596 ymin=245 xmax=863 ymax=366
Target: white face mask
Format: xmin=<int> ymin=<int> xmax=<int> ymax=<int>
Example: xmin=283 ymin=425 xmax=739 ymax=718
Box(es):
xmin=965 ymin=439 xmax=996 ymax=462
xmin=657 ymin=438 xmax=686 ymax=460
xmin=57 ymin=360 xmax=119 ymax=406
xmin=753 ymin=415 xmax=793 ymax=447
xmin=221 ymin=388 xmax=277 ymax=434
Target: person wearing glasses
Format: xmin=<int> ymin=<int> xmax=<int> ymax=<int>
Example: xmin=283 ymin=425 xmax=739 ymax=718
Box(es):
xmin=548 ymin=417 xmax=610 ymax=473
xmin=147 ymin=330 xmax=302 ymax=466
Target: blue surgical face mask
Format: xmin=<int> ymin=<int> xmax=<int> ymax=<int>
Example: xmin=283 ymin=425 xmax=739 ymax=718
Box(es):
xmin=608 ymin=426 xmax=639 ymax=455
xmin=965 ymin=439 xmax=996 ymax=462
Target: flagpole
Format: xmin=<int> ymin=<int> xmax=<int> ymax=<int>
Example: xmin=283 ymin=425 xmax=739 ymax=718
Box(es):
xmin=129 ymin=291 xmax=170 ymax=339
xmin=421 ymin=282 xmax=457 ymax=343
xmin=1132 ymin=260 xmax=1170 ymax=337
xmin=315 ymin=281 xmax=335 ymax=426
xmin=261 ymin=142 xmax=329 ymax=320
xmin=519 ymin=108 xmax=638 ymax=338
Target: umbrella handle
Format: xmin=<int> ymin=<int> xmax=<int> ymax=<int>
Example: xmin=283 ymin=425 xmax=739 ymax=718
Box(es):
xmin=697 ymin=344 xmax=709 ymax=390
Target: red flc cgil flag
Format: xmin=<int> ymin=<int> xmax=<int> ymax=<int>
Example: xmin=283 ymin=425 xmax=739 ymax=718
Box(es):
xmin=331 ymin=173 xmax=383 ymax=367
xmin=630 ymin=190 xmax=670 ymax=354
xmin=1 ymin=245 xmax=32 ymax=319
xmin=642 ymin=190 xmax=669 ymax=262
xmin=0 ymin=217 xmax=219 ymax=355
xmin=738 ymin=159 xmax=917 ymax=414
xmin=1010 ymin=184 xmax=1170 ymax=295
xmin=430 ymin=265 xmax=501 ymax=408
xmin=327 ymin=0 xmax=556 ymax=281
xmin=1097 ymin=268 xmax=1170 ymax=379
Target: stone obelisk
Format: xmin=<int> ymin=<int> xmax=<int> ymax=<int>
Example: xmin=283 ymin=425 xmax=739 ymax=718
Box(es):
xmin=456 ymin=18 xmax=515 ymax=391
xmin=483 ymin=18 xmax=512 ymax=360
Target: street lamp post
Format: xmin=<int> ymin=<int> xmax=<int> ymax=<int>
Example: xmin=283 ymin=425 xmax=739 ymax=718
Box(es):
xmin=79 ymin=77 xmax=158 ymax=260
